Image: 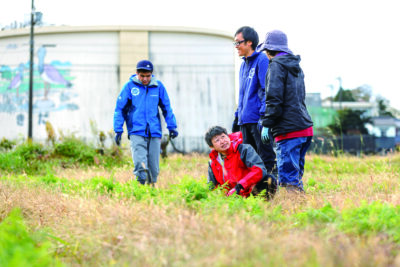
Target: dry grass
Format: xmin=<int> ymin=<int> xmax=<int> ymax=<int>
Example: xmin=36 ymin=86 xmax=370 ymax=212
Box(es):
xmin=1 ymin=152 xmax=400 ymax=266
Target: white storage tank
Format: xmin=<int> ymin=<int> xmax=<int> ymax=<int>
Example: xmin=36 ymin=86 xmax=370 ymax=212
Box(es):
xmin=0 ymin=26 xmax=236 ymax=152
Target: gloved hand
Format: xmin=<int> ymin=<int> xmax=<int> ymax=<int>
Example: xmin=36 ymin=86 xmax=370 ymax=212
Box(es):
xmin=227 ymin=183 xmax=244 ymax=196
xmin=115 ymin=132 xmax=122 ymax=146
xmin=261 ymin=127 xmax=270 ymax=144
xmin=232 ymin=117 xmax=240 ymax=133
xmin=169 ymin=129 xmax=179 ymax=139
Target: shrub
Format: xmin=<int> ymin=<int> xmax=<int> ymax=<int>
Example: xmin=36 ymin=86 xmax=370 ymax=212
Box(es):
xmin=53 ymin=137 xmax=97 ymax=165
xmin=0 ymin=138 xmax=16 ymax=152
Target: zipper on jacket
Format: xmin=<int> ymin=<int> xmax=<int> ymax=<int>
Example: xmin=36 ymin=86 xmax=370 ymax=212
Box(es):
xmin=145 ymin=86 xmax=149 ymax=137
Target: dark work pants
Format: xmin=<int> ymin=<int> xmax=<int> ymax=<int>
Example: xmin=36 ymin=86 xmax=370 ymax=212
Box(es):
xmin=240 ymin=123 xmax=276 ymax=173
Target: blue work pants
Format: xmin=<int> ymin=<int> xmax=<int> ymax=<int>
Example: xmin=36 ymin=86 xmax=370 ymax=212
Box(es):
xmin=276 ymin=136 xmax=312 ymax=190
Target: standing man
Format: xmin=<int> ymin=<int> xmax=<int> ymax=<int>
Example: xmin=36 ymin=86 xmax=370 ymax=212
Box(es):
xmin=232 ymin=26 xmax=277 ymax=175
xmin=257 ymin=30 xmax=313 ymax=192
xmin=113 ymin=60 xmax=178 ymax=186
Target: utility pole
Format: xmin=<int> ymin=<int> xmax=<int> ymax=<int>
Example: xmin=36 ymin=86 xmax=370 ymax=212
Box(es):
xmin=28 ymin=0 xmax=35 ymax=141
xmin=337 ymin=77 xmax=343 ymax=110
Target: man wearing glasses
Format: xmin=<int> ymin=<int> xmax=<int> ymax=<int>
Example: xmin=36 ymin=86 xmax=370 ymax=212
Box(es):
xmin=232 ymin=26 xmax=277 ymax=178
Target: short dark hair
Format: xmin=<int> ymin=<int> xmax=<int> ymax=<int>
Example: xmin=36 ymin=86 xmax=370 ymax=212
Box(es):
xmin=137 ymin=69 xmax=152 ymax=74
xmin=266 ymin=49 xmax=280 ymax=57
xmin=235 ymin=26 xmax=259 ymax=51
xmin=205 ymin=126 xmax=228 ymax=147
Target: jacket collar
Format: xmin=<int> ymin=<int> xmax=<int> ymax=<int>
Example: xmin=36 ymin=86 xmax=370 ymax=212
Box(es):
xmin=242 ymin=50 xmax=260 ymax=62
xmin=130 ymin=74 xmax=159 ymax=87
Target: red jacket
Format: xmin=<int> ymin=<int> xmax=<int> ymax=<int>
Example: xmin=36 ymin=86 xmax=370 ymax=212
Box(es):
xmin=208 ymin=132 xmax=266 ymax=197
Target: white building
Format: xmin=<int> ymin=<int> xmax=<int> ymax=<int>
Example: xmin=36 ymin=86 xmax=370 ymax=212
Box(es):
xmin=0 ymin=25 xmax=236 ymax=152
xmin=321 ymin=100 xmax=378 ymax=117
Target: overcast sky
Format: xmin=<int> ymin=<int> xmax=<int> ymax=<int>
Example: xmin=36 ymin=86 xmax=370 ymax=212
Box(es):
xmin=2 ymin=0 xmax=400 ymax=110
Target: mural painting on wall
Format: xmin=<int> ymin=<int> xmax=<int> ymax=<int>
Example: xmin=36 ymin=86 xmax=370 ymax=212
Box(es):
xmin=0 ymin=45 xmax=78 ymax=127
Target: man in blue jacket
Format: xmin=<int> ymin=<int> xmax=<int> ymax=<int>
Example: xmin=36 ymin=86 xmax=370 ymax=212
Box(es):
xmin=232 ymin=26 xmax=277 ymax=175
xmin=113 ymin=60 xmax=178 ymax=185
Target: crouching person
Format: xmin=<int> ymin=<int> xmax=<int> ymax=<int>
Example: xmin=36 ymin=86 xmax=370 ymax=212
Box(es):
xmin=205 ymin=126 xmax=277 ymax=199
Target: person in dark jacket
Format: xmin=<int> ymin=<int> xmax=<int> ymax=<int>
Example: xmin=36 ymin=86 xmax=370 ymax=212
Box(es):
xmin=113 ymin=60 xmax=178 ymax=186
xmin=257 ymin=30 xmax=313 ymax=192
xmin=232 ymin=26 xmax=277 ymax=175
xmin=205 ymin=126 xmax=277 ymax=199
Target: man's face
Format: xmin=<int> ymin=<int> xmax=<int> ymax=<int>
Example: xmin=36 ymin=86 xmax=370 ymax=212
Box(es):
xmin=137 ymin=71 xmax=152 ymax=85
xmin=234 ymin=32 xmax=252 ymax=57
xmin=210 ymin=133 xmax=231 ymax=154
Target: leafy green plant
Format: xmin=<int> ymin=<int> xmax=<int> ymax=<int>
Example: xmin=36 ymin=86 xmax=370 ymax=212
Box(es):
xmin=338 ymin=201 xmax=400 ymax=242
xmin=295 ymin=203 xmax=338 ymax=226
xmin=53 ymin=137 xmax=97 ymax=165
xmin=0 ymin=136 xmax=128 ymax=175
xmin=14 ymin=142 xmax=48 ymax=161
xmin=0 ymin=208 xmax=64 ymax=267
xmin=0 ymin=137 xmax=16 ymax=152
xmin=0 ymin=142 xmax=50 ymax=174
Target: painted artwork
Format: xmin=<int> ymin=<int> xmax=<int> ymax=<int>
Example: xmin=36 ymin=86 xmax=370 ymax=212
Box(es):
xmin=0 ymin=45 xmax=78 ymax=127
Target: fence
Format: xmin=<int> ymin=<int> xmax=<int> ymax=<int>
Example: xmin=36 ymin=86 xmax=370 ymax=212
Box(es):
xmin=310 ymin=135 xmax=397 ymax=155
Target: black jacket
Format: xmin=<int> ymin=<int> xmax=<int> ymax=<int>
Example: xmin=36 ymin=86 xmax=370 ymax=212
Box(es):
xmin=262 ymin=54 xmax=313 ymax=137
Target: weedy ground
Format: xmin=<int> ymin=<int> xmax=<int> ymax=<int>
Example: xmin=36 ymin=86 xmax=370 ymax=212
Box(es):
xmin=1 ymin=141 xmax=400 ymax=267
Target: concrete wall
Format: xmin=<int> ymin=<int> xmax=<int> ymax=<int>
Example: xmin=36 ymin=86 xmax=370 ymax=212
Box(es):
xmin=149 ymin=31 xmax=235 ymax=152
xmin=119 ymin=31 xmax=148 ymax=84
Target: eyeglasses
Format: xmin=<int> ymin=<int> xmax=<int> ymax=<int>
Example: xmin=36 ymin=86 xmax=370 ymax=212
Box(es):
xmin=233 ymin=40 xmax=246 ymax=46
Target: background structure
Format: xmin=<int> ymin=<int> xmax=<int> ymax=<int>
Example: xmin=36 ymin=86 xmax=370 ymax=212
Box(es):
xmin=0 ymin=25 xmax=236 ymax=152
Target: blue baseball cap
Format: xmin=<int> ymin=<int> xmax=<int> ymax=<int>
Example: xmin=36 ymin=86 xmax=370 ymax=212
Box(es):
xmin=256 ymin=30 xmax=293 ymax=54
xmin=136 ymin=60 xmax=153 ymax=72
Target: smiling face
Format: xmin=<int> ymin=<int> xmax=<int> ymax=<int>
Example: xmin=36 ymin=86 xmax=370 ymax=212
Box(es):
xmin=210 ymin=133 xmax=231 ymax=155
xmin=136 ymin=71 xmax=152 ymax=86
xmin=234 ymin=32 xmax=253 ymax=58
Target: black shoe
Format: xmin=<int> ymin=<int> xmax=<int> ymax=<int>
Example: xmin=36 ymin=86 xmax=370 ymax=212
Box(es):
xmin=252 ymin=174 xmax=278 ymax=200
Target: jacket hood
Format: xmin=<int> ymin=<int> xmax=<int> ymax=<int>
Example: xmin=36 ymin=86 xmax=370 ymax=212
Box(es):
xmin=272 ymin=54 xmax=301 ymax=77
xmin=209 ymin=132 xmax=243 ymax=160
xmin=130 ymin=74 xmax=159 ymax=87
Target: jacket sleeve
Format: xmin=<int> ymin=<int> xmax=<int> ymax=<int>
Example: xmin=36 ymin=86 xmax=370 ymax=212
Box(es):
xmin=263 ymin=62 xmax=286 ymax=127
xmin=158 ymin=82 xmax=177 ymax=130
xmin=257 ymin=55 xmax=269 ymax=116
xmin=207 ymin=161 xmax=219 ymax=190
xmin=237 ymin=144 xmax=266 ymax=190
xmin=113 ymin=82 xmax=131 ymax=133
xmin=235 ymin=63 xmax=245 ymax=120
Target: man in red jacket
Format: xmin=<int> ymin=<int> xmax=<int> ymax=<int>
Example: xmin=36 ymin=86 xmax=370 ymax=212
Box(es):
xmin=205 ymin=126 xmax=277 ymax=198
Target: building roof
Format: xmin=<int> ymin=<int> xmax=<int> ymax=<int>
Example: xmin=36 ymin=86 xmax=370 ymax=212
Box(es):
xmin=0 ymin=25 xmax=233 ymax=39
xmin=372 ymin=117 xmax=399 ymax=127
xmin=321 ymin=100 xmax=376 ymax=110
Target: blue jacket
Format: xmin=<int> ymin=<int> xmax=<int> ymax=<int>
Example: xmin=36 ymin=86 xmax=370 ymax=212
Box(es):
xmin=113 ymin=74 xmax=177 ymax=138
xmin=235 ymin=51 xmax=269 ymax=125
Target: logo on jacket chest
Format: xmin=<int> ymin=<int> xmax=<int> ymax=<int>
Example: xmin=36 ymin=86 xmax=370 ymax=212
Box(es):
xmin=248 ymin=68 xmax=255 ymax=79
xmin=131 ymin=87 xmax=140 ymax=96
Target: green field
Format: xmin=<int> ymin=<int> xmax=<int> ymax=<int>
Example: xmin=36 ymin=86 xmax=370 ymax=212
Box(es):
xmin=1 ymin=138 xmax=400 ymax=266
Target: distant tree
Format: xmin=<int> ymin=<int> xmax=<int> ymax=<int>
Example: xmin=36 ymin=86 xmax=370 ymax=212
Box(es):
xmin=376 ymin=97 xmax=394 ymax=117
xmin=351 ymin=85 xmax=372 ymax=102
xmin=328 ymin=109 xmax=372 ymax=135
xmin=333 ymin=87 xmax=355 ymax=102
